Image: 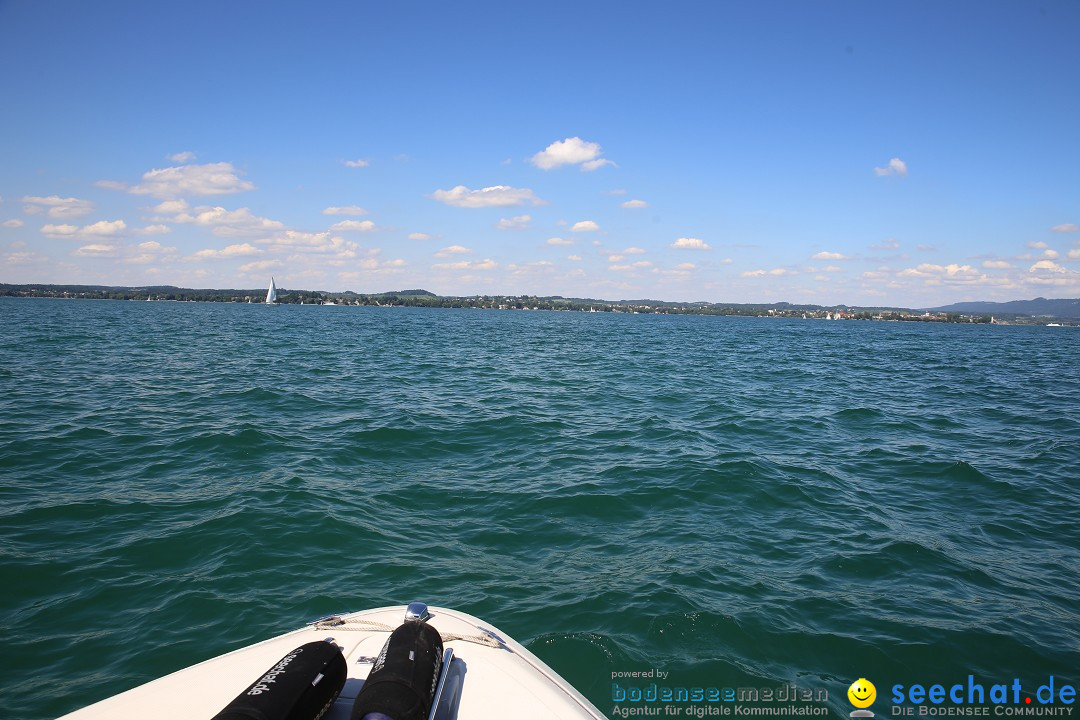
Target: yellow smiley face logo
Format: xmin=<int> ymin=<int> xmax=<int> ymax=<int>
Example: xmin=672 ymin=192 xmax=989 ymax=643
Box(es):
xmin=848 ymin=678 xmax=876 ymax=708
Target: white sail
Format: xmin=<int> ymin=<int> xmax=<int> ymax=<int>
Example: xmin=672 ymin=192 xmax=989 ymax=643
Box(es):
xmin=265 ymin=276 xmax=278 ymax=304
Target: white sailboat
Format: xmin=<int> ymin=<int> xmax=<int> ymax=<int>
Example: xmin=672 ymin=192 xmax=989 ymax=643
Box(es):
xmin=265 ymin=276 xmax=278 ymax=304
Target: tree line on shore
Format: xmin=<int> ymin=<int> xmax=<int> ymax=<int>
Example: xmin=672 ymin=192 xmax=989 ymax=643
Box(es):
xmin=0 ymin=283 xmax=998 ymax=322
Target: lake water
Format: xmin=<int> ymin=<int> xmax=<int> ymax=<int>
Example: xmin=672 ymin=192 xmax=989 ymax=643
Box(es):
xmin=1 ymin=298 xmax=1078 ymax=718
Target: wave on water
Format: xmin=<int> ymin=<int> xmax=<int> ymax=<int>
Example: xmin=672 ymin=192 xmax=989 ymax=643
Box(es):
xmin=1 ymin=299 xmax=1078 ymax=719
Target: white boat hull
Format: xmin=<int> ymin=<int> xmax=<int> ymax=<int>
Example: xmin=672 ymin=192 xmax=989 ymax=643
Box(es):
xmin=57 ymin=605 xmax=607 ymax=720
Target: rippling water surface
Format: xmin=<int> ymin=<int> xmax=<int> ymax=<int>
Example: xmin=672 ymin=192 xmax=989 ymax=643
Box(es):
xmin=2 ymin=298 xmax=1078 ymax=718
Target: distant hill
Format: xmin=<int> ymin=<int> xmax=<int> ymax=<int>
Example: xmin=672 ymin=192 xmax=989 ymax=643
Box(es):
xmin=384 ymin=289 xmax=437 ymax=297
xmin=926 ymin=297 xmax=1080 ymax=319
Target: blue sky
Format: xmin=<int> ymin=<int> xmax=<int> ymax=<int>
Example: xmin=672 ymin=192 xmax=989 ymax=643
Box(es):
xmin=1 ymin=0 xmax=1078 ymax=306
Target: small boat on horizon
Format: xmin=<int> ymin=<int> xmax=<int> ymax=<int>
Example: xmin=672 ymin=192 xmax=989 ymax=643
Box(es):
xmin=265 ymin=276 xmax=278 ymax=304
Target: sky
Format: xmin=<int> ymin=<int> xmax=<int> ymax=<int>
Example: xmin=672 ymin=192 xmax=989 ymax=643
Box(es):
xmin=1 ymin=0 xmax=1078 ymax=307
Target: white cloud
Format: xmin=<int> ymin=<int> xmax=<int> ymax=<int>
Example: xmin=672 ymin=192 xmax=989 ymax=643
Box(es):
xmin=983 ymin=260 xmax=1012 ymax=269
xmin=134 ymin=224 xmax=171 ymax=235
xmin=323 ymin=205 xmax=368 ymax=216
xmin=192 ymin=242 xmax=262 ymax=259
xmin=329 ymin=220 xmax=377 ymax=232
xmin=434 ymin=245 xmax=471 ymax=257
xmin=567 ymin=254 xmax=582 ymax=261
xmin=811 ymin=251 xmax=848 ymax=260
xmin=125 ymin=240 xmax=178 ymax=264
xmin=42 ymin=219 xmax=126 ymax=239
xmin=172 ymin=206 xmax=284 ymax=236
xmin=722 ymin=258 xmax=733 ymax=264
xmin=623 ymin=247 xmax=646 ymax=254
xmin=3 ymin=250 xmax=39 ymax=265
xmin=874 ymin=157 xmax=908 ymax=177
xmin=546 ymin=237 xmax=573 ymax=246
xmin=431 ymin=185 xmax=544 ymax=208
xmin=674 ymin=263 xmax=696 ymax=271
xmin=742 ymin=267 xmax=796 ymax=277
xmin=571 ymin=220 xmax=599 ymax=232
xmin=21 ymin=195 xmax=94 ymax=219
xmin=620 ymin=199 xmax=648 ymax=209
xmin=608 ymin=254 xmax=624 ymax=262
xmin=496 ymin=214 xmax=531 ymax=230
xmin=434 ymin=258 xmax=497 ymax=270
xmin=531 ymin=137 xmax=613 ymax=171
xmin=169 ymin=151 xmax=196 ymax=163
xmin=2 ymin=219 xmax=23 ymax=228
xmin=408 ymin=232 xmax=432 ymax=241
xmin=129 ymin=162 xmax=255 ymax=198
xmin=1027 ymin=241 xmax=1049 ymax=249
xmin=1043 ymin=249 xmax=1059 ymax=259
xmin=257 ymin=231 xmax=361 ymax=258
xmin=239 ymin=259 xmax=283 ymax=272
xmin=1050 ymin=224 xmax=1078 ymax=233
xmin=671 ymin=237 xmax=711 ymax=250
xmin=41 ymin=223 xmax=79 ymax=238
xmin=75 ymin=243 xmax=118 ymax=257
xmin=871 ymin=239 xmax=901 ymax=250
xmin=153 ymin=199 xmax=189 ymax=215
xmin=581 ymin=158 xmax=616 ymax=171
xmin=1068 ymin=249 xmax=1080 ymax=260
xmin=343 ymin=159 xmax=370 ymax=168
xmin=896 ymin=263 xmax=992 ymax=285
xmin=1029 ymin=260 xmax=1066 ymax=273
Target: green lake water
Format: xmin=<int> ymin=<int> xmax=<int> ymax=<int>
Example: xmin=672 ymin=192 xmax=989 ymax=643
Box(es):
xmin=1 ymin=298 xmax=1077 ymax=718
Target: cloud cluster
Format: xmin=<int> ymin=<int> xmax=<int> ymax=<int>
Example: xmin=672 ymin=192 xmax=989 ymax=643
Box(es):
xmin=22 ymin=195 xmax=94 ymax=219
xmin=431 ymin=185 xmax=543 ymax=208
xmin=742 ymin=267 xmax=797 ymax=277
xmin=434 ymin=245 xmax=471 ymax=258
xmin=192 ymin=243 xmax=262 ymax=259
xmin=42 ymin=219 xmax=126 ymax=239
xmin=874 ymin=158 xmax=908 ymax=177
xmin=127 ymin=162 xmax=255 ymax=198
xmin=620 ymin=199 xmax=648 ymax=208
xmin=496 ymin=214 xmax=531 ymax=230
xmin=671 ymin=237 xmax=711 ymax=250
xmin=329 ymin=220 xmax=376 ymax=232
xmin=323 ymin=205 xmax=368 ymax=216
xmin=169 ymin=204 xmax=284 ymax=237
xmin=435 ymin=259 xmax=498 ymax=270
xmin=531 ymin=137 xmax=615 ymax=171
xmin=570 ymin=220 xmax=599 ymax=232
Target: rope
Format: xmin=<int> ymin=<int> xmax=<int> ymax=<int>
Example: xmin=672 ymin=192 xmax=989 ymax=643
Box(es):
xmin=312 ymin=617 xmax=506 ymax=649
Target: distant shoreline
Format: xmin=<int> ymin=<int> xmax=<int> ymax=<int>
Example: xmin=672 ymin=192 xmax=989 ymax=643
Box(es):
xmin=6 ymin=284 xmax=1075 ymax=325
